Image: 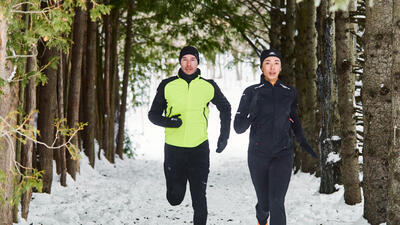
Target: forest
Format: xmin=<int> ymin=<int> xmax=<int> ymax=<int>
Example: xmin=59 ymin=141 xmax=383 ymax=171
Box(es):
xmin=0 ymin=0 xmax=399 ymax=224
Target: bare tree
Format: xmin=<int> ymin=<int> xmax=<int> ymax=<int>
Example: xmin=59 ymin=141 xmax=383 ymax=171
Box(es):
xmin=387 ymin=0 xmax=400 ymax=223
xmin=363 ymin=0 xmax=393 ymax=223
xmin=294 ymin=0 xmax=319 ymax=174
xmin=335 ymin=0 xmax=362 ymax=204
xmin=117 ymin=2 xmax=134 ymax=159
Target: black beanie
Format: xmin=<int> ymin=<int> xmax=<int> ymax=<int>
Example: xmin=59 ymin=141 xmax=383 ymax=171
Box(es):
xmin=179 ymin=46 xmax=200 ymax=64
xmin=260 ymin=49 xmax=282 ymax=69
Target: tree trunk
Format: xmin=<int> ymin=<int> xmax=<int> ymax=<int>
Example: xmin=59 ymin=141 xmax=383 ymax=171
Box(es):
xmin=96 ymin=24 xmax=104 ymax=154
xmin=387 ymin=1 xmax=400 ymax=224
xmin=363 ymin=0 xmax=393 ymax=223
xmin=57 ymin=51 xmax=67 ymax=187
xmin=103 ymin=0 xmax=112 ymax=162
xmin=108 ymin=7 xmax=119 ymax=163
xmin=270 ymin=0 xmax=282 ymax=49
xmin=281 ymin=0 xmax=296 ymax=86
xmin=67 ymin=5 xmax=87 ymax=179
xmin=21 ymin=45 xmax=37 ymax=219
xmin=317 ymin=0 xmax=339 ymax=194
xmin=37 ymin=44 xmax=58 ymax=194
xmin=116 ymin=3 xmax=134 ymax=159
xmin=294 ymin=0 xmax=319 ymax=174
xmin=83 ymin=3 xmax=97 ymax=167
xmin=0 ymin=13 xmax=18 ymax=224
xmin=335 ymin=0 xmax=362 ymax=205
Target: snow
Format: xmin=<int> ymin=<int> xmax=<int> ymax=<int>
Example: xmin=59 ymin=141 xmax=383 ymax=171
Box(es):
xmin=331 ymin=136 xmax=341 ymax=141
xmin=327 ymin=152 xmax=341 ymax=164
xmin=15 ymin=69 xmax=374 ymax=225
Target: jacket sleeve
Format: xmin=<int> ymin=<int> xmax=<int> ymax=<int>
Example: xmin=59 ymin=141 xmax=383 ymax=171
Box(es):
xmin=210 ymin=80 xmax=231 ymax=140
xmin=289 ymin=88 xmax=307 ymax=144
xmin=148 ymin=80 xmax=173 ymax=127
xmin=234 ymin=88 xmax=252 ymax=134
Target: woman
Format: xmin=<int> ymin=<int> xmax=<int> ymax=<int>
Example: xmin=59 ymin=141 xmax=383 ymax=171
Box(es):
xmin=234 ymin=49 xmax=317 ymax=225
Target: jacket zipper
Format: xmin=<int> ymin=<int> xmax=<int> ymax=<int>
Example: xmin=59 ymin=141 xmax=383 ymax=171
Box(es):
xmin=167 ymin=106 xmax=173 ymax=117
xmin=203 ymin=107 xmax=208 ymax=128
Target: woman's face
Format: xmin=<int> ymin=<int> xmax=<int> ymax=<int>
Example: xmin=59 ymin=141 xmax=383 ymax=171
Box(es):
xmin=262 ymin=56 xmax=281 ymax=82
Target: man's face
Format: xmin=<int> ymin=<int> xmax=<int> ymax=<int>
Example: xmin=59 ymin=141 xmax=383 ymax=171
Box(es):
xmin=180 ymin=54 xmax=198 ymax=75
xmin=262 ymin=56 xmax=281 ymax=82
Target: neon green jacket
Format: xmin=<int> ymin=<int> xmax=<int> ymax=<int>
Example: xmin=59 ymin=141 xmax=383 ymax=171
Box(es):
xmin=148 ymin=69 xmax=231 ymax=148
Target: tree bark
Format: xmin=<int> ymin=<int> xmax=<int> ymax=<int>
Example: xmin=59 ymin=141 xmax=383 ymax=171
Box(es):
xmin=294 ymin=0 xmax=319 ymax=174
xmin=67 ymin=5 xmax=87 ymax=179
xmin=21 ymin=45 xmax=37 ymax=219
xmin=57 ymin=51 xmax=67 ymax=187
xmin=281 ymin=0 xmax=296 ymax=86
xmin=363 ymin=0 xmax=393 ymax=223
xmin=103 ymin=0 xmax=112 ymax=162
xmin=116 ymin=3 xmax=134 ymax=159
xmin=270 ymin=0 xmax=282 ymax=49
xmin=387 ymin=0 xmax=400 ymax=224
xmin=37 ymin=44 xmax=58 ymax=194
xmin=335 ymin=0 xmax=362 ymax=205
xmin=96 ymin=24 xmax=104 ymax=154
xmin=83 ymin=2 xmax=97 ymax=167
xmin=108 ymin=6 xmax=119 ymax=163
xmin=317 ymin=0 xmax=340 ymax=194
xmin=0 ymin=12 xmax=18 ymax=224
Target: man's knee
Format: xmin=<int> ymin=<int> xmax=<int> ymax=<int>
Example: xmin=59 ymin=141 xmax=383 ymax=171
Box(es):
xmin=167 ymin=192 xmax=185 ymax=206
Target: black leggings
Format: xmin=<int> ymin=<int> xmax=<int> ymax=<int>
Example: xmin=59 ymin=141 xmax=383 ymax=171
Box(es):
xmin=248 ymin=152 xmax=293 ymax=225
xmin=163 ymin=141 xmax=210 ymax=225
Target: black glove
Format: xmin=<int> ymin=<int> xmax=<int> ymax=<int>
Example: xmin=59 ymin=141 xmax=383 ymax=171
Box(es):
xmin=300 ymin=141 xmax=318 ymax=159
xmin=216 ymin=136 xmax=228 ymax=153
xmin=248 ymin=91 xmax=260 ymax=122
xmin=166 ymin=114 xmax=182 ymax=128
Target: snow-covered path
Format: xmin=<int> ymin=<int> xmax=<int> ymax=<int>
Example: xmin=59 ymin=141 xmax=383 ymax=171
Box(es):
xmin=17 ymin=108 xmax=370 ymax=225
xmin=16 ymin=79 xmax=371 ymax=225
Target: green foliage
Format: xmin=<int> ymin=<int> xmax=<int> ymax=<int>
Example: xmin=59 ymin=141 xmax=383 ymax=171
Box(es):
xmin=3 ymin=0 xmax=110 ymax=90
xmin=0 ymin=169 xmax=43 ymax=207
xmin=114 ymin=0 xmax=259 ymax=107
xmin=123 ymin=129 xmax=135 ymax=158
xmin=12 ymin=169 xmax=43 ymax=206
xmin=54 ymin=118 xmax=87 ymax=161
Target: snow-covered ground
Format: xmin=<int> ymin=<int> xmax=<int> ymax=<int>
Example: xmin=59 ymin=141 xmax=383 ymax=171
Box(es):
xmin=16 ymin=67 xmax=374 ymax=225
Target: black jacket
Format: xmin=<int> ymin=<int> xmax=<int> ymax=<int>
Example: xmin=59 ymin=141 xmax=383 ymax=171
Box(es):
xmin=148 ymin=69 xmax=231 ymax=147
xmin=234 ymin=75 xmax=313 ymax=157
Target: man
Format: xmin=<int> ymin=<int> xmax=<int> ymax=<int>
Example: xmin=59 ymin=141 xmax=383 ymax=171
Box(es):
xmin=148 ymin=46 xmax=231 ymax=225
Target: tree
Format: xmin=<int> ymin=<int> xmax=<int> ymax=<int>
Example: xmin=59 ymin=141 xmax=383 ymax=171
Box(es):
xmin=20 ymin=45 xmax=37 ymax=218
xmin=82 ymin=2 xmax=98 ymax=167
xmin=0 ymin=10 xmax=19 ymax=224
xmin=317 ymin=0 xmax=341 ymax=194
xmin=294 ymin=0 xmax=319 ymax=174
xmin=270 ymin=0 xmax=283 ymax=49
xmin=37 ymin=44 xmax=58 ymax=193
xmin=363 ymin=0 xmax=393 ymax=223
xmin=335 ymin=0 xmax=362 ymax=204
xmin=281 ymin=0 xmax=296 ymax=86
xmin=387 ymin=0 xmax=400 ymax=223
xmin=67 ymin=4 xmax=88 ymax=179
xmin=102 ymin=0 xmax=112 ymax=162
xmin=116 ymin=1 xmax=134 ymax=159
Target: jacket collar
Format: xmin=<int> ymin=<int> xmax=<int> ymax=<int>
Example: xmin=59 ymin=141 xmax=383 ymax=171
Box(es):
xmin=259 ymin=74 xmax=282 ymax=87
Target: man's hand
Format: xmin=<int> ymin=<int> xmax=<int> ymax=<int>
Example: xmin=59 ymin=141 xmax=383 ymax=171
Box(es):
xmin=216 ymin=136 xmax=228 ymax=153
xmin=166 ymin=114 xmax=182 ymax=128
